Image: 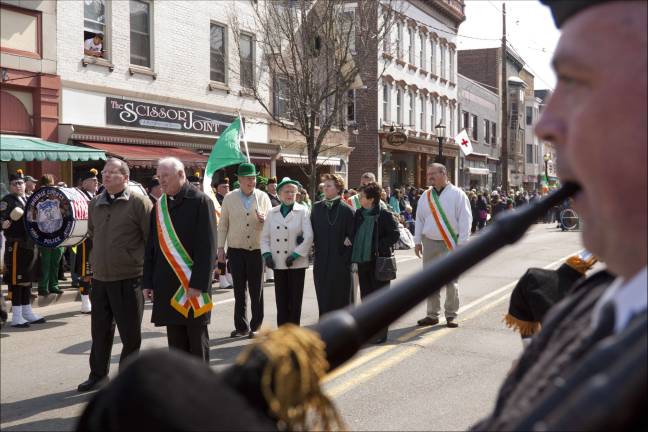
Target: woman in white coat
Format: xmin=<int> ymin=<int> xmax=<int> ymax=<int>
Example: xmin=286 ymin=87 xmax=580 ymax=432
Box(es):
xmin=260 ymin=178 xmax=313 ymax=326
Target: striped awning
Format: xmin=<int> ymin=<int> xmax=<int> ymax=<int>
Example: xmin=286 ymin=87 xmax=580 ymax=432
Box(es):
xmin=1 ymin=135 xmax=106 ymax=162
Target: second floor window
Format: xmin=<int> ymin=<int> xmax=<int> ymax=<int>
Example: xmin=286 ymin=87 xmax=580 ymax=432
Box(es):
xmin=419 ymin=96 xmax=426 ymax=131
xmin=430 ymin=39 xmax=436 ymax=75
xmin=419 ymin=34 xmax=425 ymax=69
xmin=526 ymin=106 xmax=533 ymax=125
xmin=408 ymin=92 xmax=415 ymax=127
xmin=449 ymin=48 xmax=455 ymax=82
xmin=396 ymin=23 xmax=403 ymax=60
xmin=382 ymin=84 xmax=390 ymax=122
xmin=491 ymin=122 xmax=497 ymax=145
xmin=440 ymin=45 xmax=446 ymax=79
xmin=484 ymin=119 xmax=491 ymax=143
xmin=462 ymin=111 xmax=469 ymax=130
xmin=471 ymin=114 xmax=478 ymax=140
xmin=273 ymin=77 xmax=290 ymax=119
xmin=240 ymin=33 xmax=254 ymax=88
xmin=347 ymin=90 xmax=355 ymax=123
xmin=430 ymin=100 xmax=436 ymax=132
xmin=210 ymin=24 xmax=226 ymax=83
xmin=396 ymin=89 xmax=403 ymax=124
xmin=130 ymin=0 xmax=151 ymax=67
xmin=84 ymin=0 xmax=106 ymax=58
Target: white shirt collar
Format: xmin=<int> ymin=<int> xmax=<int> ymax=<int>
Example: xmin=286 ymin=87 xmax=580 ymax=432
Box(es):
xmin=592 ymin=266 xmax=647 ymax=333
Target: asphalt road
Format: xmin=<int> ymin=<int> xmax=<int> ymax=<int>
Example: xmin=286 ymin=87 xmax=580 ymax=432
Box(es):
xmin=0 ymin=223 xmax=585 ymax=431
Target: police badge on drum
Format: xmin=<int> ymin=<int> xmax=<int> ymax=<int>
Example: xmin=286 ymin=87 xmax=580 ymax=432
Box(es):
xmin=25 ymin=187 xmax=90 ymax=247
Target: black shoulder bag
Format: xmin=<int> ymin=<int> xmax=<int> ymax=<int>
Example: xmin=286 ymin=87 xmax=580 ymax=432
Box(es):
xmin=374 ymin=209 xmax=397 ymax=281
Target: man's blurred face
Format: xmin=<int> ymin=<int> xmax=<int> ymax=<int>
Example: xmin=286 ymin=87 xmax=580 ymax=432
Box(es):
xmin=427 ymin=166 xmax=447 ymax=189
xmin=150 ymin=185 xmax=162 ymax=199
xmin=535 ymin=2 xmax=647 ymax=276
xmin=25 ymin=180 xmax=36 ymax=193
xmin=239 ymin=176 xmax=256 ymax=194
xmin=10 ymin=180 xmax=25 ymax=195
xmin=82 ymin=178 xmax=98 ymax=194
xmin=157 ymin=164 xmax=184 ymax=196
xmin=267 ymin=183 xmax=277 ymax=194
xmin=217 ymin=183 xmax=230 ymax=196
xmin=323 ymin=180 xmax=339 ymax=200
xmin=101 ymin=161 xmax=128 ymax=194
xmin=360 ymin=175 xmax=374 ymax=186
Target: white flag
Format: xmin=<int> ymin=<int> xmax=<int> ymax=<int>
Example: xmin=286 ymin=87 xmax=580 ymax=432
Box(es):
xmin=454 ymin=129 xmax=473 ymax=156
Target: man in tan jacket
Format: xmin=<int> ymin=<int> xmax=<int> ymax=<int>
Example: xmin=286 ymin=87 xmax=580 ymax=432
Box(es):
xmin=217 ymin=163 xmax=271 ymax=338
xmin=78 ymin=158 xmax=153 ymax=392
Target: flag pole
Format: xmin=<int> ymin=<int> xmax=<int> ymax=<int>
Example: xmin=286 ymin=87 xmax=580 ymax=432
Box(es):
xmin=238 ymin=112 xmax=251 ymax=163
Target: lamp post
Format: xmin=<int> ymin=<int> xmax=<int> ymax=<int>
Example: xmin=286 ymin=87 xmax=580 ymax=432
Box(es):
xmin=435 ymin=123 xmax=446 ymax=164
xmin=544 ymin=153 xmax=551 ymax=187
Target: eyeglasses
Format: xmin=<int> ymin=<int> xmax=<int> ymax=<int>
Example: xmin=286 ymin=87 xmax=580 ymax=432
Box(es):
xmin=10 ymin=181 xmax=25 ymax=186
xmin=101 ymin=169 xmax=123 ymax=176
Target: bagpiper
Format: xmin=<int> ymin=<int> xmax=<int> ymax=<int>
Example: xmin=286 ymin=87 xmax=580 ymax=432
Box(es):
xmin=1 ymin=170 xmax=45 ymax=327
xmin=75 ymin=168 xmax=99 ymax=314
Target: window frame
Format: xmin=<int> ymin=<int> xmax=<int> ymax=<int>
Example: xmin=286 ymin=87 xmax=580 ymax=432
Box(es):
xmin=471 ymin=114 xmax=478 ymax=141
xmin=449 ymin=48 xmax=455 ymax=82
xmin=484 ymin=119 xmax=490 ymax=144
xmin=382 ymin=84 xmax=390 ymax=123
xmin=408 ymin=91 xmax=415 ymax=128
xmin=440 ymin=44 xmax=446 ymax=79
xmin=346 ymin=89 xmax=356 ymax=124
xmin=430 ymin=99 xmax=436 ymax=132
xmin=526 ymin=106 xmax=533 ymax=125
xmin=462 ymin=110 xmax=469 ymax=130
xmin=209 ymin=22 xmax=227 ymax=84
xmin=396 ymin=88 xmax=403 ymax=124
xmin=419 ymin=95 xmax=426 ymax=131
xmin=396 ymin=22 xmax=403 ymax=60
xmin=419 ymin=33 xmax=425 ymax=69
xmin=239 ymin=31 xmax=255 ymax=89
xmin=491 ymin=122 xmax=497 ymax=145
xmin=408 ymin=26 xmax=415 ymax=64
xmin=429 ymin=38 xmax=436 ymax=75
xmin=273 ymin=76 xmax=291 ymax=120
xmin=83 ymin=0 xmax=107 ymax=59
xmin=129 ymin=0 xmax=153 ymax=69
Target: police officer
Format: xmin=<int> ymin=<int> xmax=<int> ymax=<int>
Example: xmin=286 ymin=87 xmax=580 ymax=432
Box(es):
xmin=1 ymin=170 xmax=45 ymax=328
xmin=75 ymin=169 xmax=99 ymax=314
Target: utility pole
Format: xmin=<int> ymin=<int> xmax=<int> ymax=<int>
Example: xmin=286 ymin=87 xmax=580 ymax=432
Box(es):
xmin=500 ymin=2 xmax=509 ymax=192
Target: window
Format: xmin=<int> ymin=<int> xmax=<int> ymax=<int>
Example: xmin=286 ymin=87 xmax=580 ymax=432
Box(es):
xmin=347 ymin=90 xmax=355 ymax=123
xmin=440 ymin=45 xmax=446 ymax=79
xmin=441 ymin=102 xmax=447 ymax=129
xmin=84 ymin=0 xmax=106 ymax=57
xmin=484 ymin=119 xmax=490 ymax=143
xmin=396 ymin=22 xmax=403 ymax=60
xmin=419 ymin=96 xmax=426 ymax=131
xmin=129 ymin=0 xmax=151 ymax=67
xmin=408 ymin=92 xmax=415 ymax=127
xmin=419 ymin=34 xmax=425 ymax=69
xmin=491 ymin=123 xmax=497 ymax=145
xmin=429 ymin=39 xmax=436 ymax=75
xmin=240 ymin=33 xmax=254 ymax=88
xmin=526 ymin=106 xmax=533 ymax=125
xmin=383 ymin=17 xmax=391 ymax=53
xmin=382 ymin=84 xmax=390 ymax=122
xmin=462 ymin=111 xmax=469 ymax=130
xmin=342 ymin=10 xmax=355 ymax=53
xmin=396 ymin=88 xmax=403 ymax=124
xmin=526 ymin=143 xmax=534 ymax=163
xmin=471 ymin=114 xmax=478 ymax=140
xmin=273 ymin=77 xmax=290 ymax=119
xmin=408 ymin=27 xmax=415 ymax=64
xmin=210 ymin=23 xmax=226 ymax=83
xmin=450 ymin=106 xmax=455 ymax=136
xmin=449 ymin=48 xmax=455 ymax=82
xmin=430 ymin=99 xmax=436 ymax=132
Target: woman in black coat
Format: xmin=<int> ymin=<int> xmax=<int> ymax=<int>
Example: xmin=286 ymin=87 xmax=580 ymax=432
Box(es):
xmin=351 ymin=182 xmax=400 ymax=344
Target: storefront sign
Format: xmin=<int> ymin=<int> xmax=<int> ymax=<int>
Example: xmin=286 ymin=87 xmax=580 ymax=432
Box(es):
xmin=386 ymin=131 xmax=408 ymax=146
xmin=106 ymin=97 xmax=236 ymax=136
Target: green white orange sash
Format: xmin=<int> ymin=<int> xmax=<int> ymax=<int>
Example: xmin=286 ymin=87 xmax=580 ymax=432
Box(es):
xmin=426 ymin=189 xmax=458 ymax=251
xmin=156 ymin=194 xmax=212 ymax=318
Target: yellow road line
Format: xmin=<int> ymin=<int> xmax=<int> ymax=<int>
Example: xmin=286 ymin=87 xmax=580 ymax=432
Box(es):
xmin=322 ymin=250 xmax=582 ymax=397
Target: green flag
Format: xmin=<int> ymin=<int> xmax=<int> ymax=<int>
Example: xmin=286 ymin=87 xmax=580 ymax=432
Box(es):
xmin=202 ymin=117 xmax=248 ymax=219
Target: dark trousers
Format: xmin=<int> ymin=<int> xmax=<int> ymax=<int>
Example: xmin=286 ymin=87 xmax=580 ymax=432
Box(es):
xmin=166 ymin=325 xmax=209 ymax=363
xmin=274 ymin=268 xmax=306 ymax=326
xmin=228 ymin=248 xmax=263 ymax=332
xmin=89 ymin=277 xmax=144 ymax=380
xmin=357 ymin=260 xmax=389 ymax=342
xmin=9 ymin=284 xmax=31 ymax=306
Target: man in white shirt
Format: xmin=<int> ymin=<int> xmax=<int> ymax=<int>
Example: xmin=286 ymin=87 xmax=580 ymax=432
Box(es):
xmin=414 ymin=163 xmax=472 ymax=328
xmin=84 ymin=33 xmax=103 ymax=57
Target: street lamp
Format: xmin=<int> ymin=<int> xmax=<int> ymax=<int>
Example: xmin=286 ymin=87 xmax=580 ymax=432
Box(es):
xmin=434 ymin=122 xmax=446 ymax=164
xmin=544 ymin=153 xmax=551 ymax=185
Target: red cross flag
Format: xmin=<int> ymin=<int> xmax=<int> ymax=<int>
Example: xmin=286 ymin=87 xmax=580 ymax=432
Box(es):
xmin=454 ymin=129 xmax=473 ymax=156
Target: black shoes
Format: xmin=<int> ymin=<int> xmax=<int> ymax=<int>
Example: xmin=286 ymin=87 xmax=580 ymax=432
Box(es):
xmin=230 ymin=329 xmax=249 ymax=338
xmin=446 ymin=318 xmax=459 ymax=328
xmin=78 ymin=377 xmax=107 ymax=392
xmin=248 ymin=331 xmax=257 ymax=339
xmin=417 ymin=317 xmax=439 ymax=326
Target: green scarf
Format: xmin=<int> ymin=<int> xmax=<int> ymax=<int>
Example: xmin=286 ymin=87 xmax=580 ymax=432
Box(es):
xmin=280 ymin=202 xmax=294 ymax=217
xmin=351 ymin=208 xmax=377 ymax=264
xmin=324 ymin=196 xmax=340 ymax=209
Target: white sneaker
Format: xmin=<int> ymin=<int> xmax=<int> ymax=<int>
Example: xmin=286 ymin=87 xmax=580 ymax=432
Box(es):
xmin=11 ymin=305 xmax=30 ymax=328
xmin=22 ymin=304 xmax=46 ymax=324
xmin=218 ymin=275 xmax=232 ymax=289
xmin=81 ymin=294 xmax=92 ymax=314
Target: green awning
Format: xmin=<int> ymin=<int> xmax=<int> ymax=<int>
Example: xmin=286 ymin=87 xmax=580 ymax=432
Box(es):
xmin=1 ymin=135 xmax=106 ymax=162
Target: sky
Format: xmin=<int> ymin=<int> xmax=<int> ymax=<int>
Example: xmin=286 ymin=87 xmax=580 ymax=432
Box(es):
xmin=457 ymin=0 xmax=561 ymax=90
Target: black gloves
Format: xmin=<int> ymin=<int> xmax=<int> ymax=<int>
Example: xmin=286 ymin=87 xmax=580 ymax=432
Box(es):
xmin=264 ymin=255 xmax=275 ymax=269
xmin=285 ymin=255 xmax=296 ymax=268
xmin=296 ymin=234 xmax=304 ymax=245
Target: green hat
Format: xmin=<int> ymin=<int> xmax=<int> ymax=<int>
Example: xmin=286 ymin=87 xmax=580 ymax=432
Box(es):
xmin=236 ymin=162 xmax=258 ymax=178
xmin=276 ymin=177 xmax=302 ymax=192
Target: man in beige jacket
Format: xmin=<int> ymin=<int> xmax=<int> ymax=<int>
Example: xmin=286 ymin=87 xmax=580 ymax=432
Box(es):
xmin=217 ymin=163 xmax=271 ymax=338
xmin=78 ymin=158 xmax=152 ymax=392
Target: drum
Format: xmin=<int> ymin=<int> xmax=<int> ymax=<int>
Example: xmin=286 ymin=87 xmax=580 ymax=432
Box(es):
xmin=24 ymin=187 xmax=90 ymax=247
